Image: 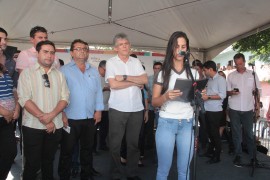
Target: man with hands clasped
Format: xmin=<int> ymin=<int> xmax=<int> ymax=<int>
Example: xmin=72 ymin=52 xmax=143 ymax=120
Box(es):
xmin=58 ymin=39 xmax=104 ymax=180
xmin=17 ymin=40 xmax=69 ymax=180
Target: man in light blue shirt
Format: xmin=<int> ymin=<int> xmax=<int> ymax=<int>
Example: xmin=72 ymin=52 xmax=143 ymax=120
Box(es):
xmin=201 ymin=60 xmax=226 ymax=164
xmin=58 ymin=39 xmax=104 ymax=180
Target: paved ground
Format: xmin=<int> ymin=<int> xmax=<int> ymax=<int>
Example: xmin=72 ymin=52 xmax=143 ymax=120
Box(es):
xmin=7 ymin=140 xmax=270 ymax=180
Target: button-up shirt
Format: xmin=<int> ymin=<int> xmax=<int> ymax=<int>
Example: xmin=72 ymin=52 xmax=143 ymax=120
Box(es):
xmin=17 ymin=63 xmax=70 ymax=129
xmin=105 ymin=55 xmax=146 ymax=112
xmin=227 ymin=69 xmax=261 ymax=111
xmin=61 ymin=61 xmax=104 ymax=119
xmin=204 ymin=73 xmax=227 ymax=112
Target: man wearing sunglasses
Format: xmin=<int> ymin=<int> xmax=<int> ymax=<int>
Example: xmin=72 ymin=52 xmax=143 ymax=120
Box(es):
xmin=17 ymin=40 xmax=69 ymax=180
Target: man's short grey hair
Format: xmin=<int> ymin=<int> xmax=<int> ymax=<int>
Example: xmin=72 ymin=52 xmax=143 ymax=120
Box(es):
xmin=113 ymin=33 xmax=129 ymax=46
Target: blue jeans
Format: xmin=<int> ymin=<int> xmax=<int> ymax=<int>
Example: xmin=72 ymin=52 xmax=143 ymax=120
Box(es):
xmin=229 ymin=109 xmax=254 ymax=159
xmin=156 ymin=117 xmax=194 ymax=180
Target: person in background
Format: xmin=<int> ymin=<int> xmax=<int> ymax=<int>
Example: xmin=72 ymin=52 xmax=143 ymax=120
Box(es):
xmin=152 ymin=31 xmax=197 ymax=180
xmin=0 ymin=27 xmax=20 ymax=180
xmin=16 ymin=26 xmax=60 ymax=74
xmin=227 ymin=53 xmax=261 ymax=167
xmin=192 ymin=59 xmax=208 ymax=156
xmin=147 ymin=61 xmax=162 ymax=149
xmin=218 ymin=71 xmax=228 ymax=138
xmin=92 ymin=60 xmax=110 ymax=155
xmin=97 ymin=60 xmax=110 ymax=151
xmin=192 ymin=59 xmax=205 ymax=80
xmin=201 ymin=61 xmax=226 ymax=164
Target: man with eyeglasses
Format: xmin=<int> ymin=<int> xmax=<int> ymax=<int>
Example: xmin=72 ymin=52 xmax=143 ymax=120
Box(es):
xmin=105 ymin=33 xmax=148 ymax=180
xmin=17 ymin=40 xmax=69 ymax=180
xmin=16 ymin=26 xmax=60 ymax=74
xmin=58 ymin=39 xmax=104 ymax=180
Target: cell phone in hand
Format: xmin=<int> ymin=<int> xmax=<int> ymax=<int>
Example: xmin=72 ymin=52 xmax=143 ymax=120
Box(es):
xmin=234 ymin=88 xmax=239 ymax=92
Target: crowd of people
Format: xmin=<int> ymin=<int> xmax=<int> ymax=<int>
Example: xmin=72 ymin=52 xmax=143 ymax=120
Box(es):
xmin=0 ymin=26 xmax=269 ymax=180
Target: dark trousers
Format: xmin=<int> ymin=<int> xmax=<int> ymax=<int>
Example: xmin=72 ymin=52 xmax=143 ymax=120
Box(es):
xmin=198 ymin=111 xmax=208 ymax=150
xmin=58 ymin=119 xmax=95 ymax=180
xmin=22 ymin=126 xmax=62 ymax=180
xmin=93 ymin=111 xmax=109 ymax=151
xmin=99 ymin=111 xmax=109 ymax=149
xmin=0 ymin=119 xmax=17 ymax=180
xmin=120 ymin=119 xmax=145 ymax=159
xmin=229 ymin=109 xmax=254 ymax=159
xmin=205 ymin=111 xmax=222 ymax=159
xmin=144 ymin=110 xmax=155 ymax=149
xmin=109 ymin=108 xmax=143 ymax=179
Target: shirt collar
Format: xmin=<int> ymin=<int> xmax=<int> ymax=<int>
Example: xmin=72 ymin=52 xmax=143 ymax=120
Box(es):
xmin=30 ymin=46 xmax=37 ymax=53
xmin=212 ymin=72 xmax=218 ymax=79
xmin=116 ymin=55 xmax=133 ymax=63
xmin=70 ymin=60 xmax=91 ymax=70
xmin=236 ymin=67 xmax=247 ymax=74
xmin=34 ymin=62 xmax=55 ymax=74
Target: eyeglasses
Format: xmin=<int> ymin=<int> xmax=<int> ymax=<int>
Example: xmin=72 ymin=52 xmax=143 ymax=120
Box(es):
xmin=42 ymin=74 xmax=50 ymax=88
xmin=73 ymin=47 xmax=89 ymax=52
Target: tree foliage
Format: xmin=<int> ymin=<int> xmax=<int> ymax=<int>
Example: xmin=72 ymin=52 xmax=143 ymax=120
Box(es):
xmin=232 ymin=28 xmax=270 ymax=63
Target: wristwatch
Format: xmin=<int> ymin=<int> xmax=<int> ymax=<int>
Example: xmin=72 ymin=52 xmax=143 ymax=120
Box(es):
xmin=208 ymin=96 xmax=211 ymax=100
xmin=123 ymin=75 xmax=127 ymax=81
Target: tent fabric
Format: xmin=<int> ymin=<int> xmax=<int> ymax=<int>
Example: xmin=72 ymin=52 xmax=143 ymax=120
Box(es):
xmin=1 ymin=0 xmax=270 ymax=59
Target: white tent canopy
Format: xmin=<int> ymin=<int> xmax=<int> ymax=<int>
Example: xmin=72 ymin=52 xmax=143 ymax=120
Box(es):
xmin=1 ymin=0 xmax=270 ymax=60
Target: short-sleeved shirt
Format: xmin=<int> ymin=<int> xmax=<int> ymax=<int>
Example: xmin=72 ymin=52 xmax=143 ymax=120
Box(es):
xmin=105 ymin=55 xmax=146 ymax=112
xmin=227 ymin=69 xmax=261 ymax=111
xmin=204 ymin=73 xmax=227 ymax=112
xmin=17 ymin=63 xmax=70 ymax=129
xmin=155 ymin=68 xmax=198 ymax=119
xmin=16 ymin=47 xmax=60 ymax=70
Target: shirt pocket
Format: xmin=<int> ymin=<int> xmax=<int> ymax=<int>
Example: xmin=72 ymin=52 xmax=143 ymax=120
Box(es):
xmin=247 ymin=78 xmax=254 ymax=87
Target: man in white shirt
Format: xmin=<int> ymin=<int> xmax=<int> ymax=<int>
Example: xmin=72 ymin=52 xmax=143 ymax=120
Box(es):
xmin=227 ymin=53 xmax=261 ymax=167
xmin=105 ymin=33 xmax=147 ymax=180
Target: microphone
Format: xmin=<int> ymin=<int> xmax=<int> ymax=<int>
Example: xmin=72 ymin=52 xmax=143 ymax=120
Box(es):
xmin=179 ymin=51 xmax=186 ymax=56
xmin=179 ymin=50 xmax=190 ymax=64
